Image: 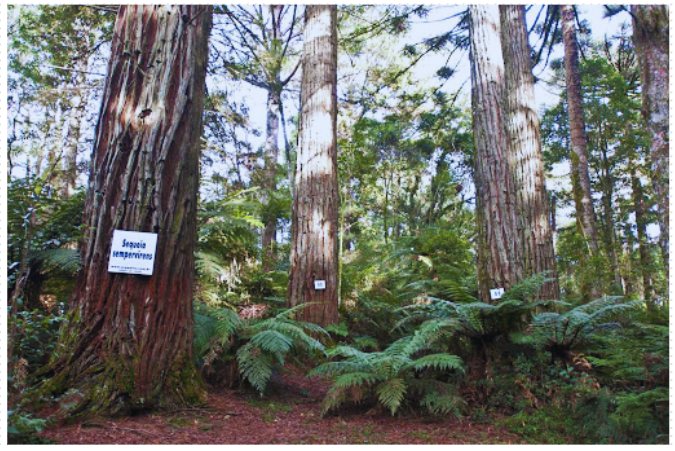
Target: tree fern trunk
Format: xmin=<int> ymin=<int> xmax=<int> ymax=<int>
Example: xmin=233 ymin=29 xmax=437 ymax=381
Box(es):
xmin=41 ymin=5 xmax=211 ymax=416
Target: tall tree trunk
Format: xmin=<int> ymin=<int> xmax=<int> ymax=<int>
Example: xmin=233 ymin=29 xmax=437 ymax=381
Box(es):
xmin=631 ymin=168 xmax=653 ymax=302
xmin=597 ymin=126 xmax=621 ymax=290
xmin=287 ymin=5 xmax=339 ymax=326
xmin=499 ymin=5 xmax=559 ymax=300
xmin=631 ymin=5 xmax=669 ymax=279
xmin=62 ymin=58 xmax=89 ymax=198
xmin=621 ymin=217 xmax=634 ymax=296
xmin=40 ymin=5 xmax=212 ymax=416
xmin=469 ymin=5 xmax=523 ymax=303
xmin=561 ymin=5 xmax=598 ymax=252
xmin=262 ymin=86 xmax=280 ymax=271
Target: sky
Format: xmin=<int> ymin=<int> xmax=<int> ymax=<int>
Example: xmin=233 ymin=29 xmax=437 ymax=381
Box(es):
xmin=7 ymin=4 xmax=652 ymax=238
xmin=223 ymin=4 xmax=636 ymax=232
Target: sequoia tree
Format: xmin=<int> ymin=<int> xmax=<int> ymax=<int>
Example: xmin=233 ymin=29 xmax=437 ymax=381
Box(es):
xmin=469 ymin=5 xmax=523 ymax=303
xmin=40 ymin=5 xmax=212 ymax=415
xmin=287 ymin=5 xmax=339 ymax=326
xmin=631 ymin=5 xmax=669 ymax=277
xmin=561 ymin=5 xmax=599 ymax=251
xmin=499 ymin=5 xmax=559 ymax=299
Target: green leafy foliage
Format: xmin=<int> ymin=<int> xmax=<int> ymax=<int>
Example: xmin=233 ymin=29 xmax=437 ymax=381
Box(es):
xmin=194 ymin=303 xmax=326 ymax=395
xmin=311 ymin=326 xmax=465 ymax=416
xmin=7 ymin=410 xmax=49 ymax=444
xmin=530 ymin=296 xmax=641 ymax=362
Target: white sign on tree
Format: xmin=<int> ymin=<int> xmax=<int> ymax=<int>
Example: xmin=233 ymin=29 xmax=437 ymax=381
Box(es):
xmin=108 ymin=230 xmax=158 ymax=276
xmin=314 ymin=280 xmax=326 ymax=290
xmin=489 ymin=288 xmax=505 ymax=300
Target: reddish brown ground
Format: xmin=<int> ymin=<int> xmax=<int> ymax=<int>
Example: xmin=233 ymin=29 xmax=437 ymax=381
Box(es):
xmin=40 ymin=367 xmax=521 ymax=444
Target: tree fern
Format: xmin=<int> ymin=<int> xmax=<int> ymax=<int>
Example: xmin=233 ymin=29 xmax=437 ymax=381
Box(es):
xmin=530 ymin=296 xmax=642 ymax=361
xmin=310 ymin=332 xmax=464 ymax=416
xmin=194 ymin=302 xmax=326 ymax=395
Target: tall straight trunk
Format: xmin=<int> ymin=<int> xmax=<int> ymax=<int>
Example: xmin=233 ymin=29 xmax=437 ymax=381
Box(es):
xmin=561 ymin=5 xmax=598 ymax=252
xmin=499 ymin=5 xmax=559 ymax=299
xmin=63 ymin=58 xmax=89 ymax=198
xmin=469 ymin=5 xmax=523 ymax=303
xmin=621 ymin=218 xmax=634 ymax=296
xmin=631 ymin=168 xmax=653 ymax=302
xmin=261 ymin=4 xmax=284 ymax=271
xmin=631 ymin=5 xmax=669 ymax=278
xmin=262 ymin=86 xmax=280 ymax=271
xmin=287 ymin=5 xmax=339 ymax=326
xmin=40 ymin=5 xmax=211 ymax=416
xmin=598 ymin=140 xmax=621 ymax=290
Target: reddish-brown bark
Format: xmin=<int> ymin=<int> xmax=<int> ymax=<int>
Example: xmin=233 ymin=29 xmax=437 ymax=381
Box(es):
xmin=469 ymin=5 xmax=523 ymax=303
xmin=287 ymin=5 xmax=339 ymax=326
xmin=499 ymin=5 xmax=559 ymax=299
xmin=41 ymin=5 xmax=212 ymax=415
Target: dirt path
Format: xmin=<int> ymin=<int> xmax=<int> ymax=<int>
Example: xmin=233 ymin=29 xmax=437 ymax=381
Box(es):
xmin=40 ymin=368 xmax=521 ymax=444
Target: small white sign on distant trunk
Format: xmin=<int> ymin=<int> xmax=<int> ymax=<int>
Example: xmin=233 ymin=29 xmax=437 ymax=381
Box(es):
xmin=314 ymin=280 xmax=326 ymax=290
xmin=489 ymin=288 xmax=505 ymax=300
xmin=108 ymin=230 xmax=158 ymax=276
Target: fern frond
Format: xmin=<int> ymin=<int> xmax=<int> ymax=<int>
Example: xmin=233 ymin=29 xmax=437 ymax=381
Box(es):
xmin=412 ymin=354 xmax=464 ymax=373
xmin=213 ymin=308 xmax=242 ymax=345
xmin=326 ymin=345 xmax=372 ymax=361
xmin=254 ymin=320 xmax=325 ymax=353
xmin=322 ymin=385 xmax=350 ymax=415
xmin=272 ymin=302 xmax=322 ymax=320
xmin=376 ymin=378 xmax=407 ymax=415
xmin=419 ymin=386 xmax=465 ymax=416
xmin=236 ymin=342 xmax=274 ymax=395
xmin=333 ymin=371 xmax=380 ymax=389
xmin=309 ymin=360 xmax=370 ymax=378
xmin=249 ymin=330 xmax=293 ymax=359
xmin=35 ymin=248 xmax=81 ymax=274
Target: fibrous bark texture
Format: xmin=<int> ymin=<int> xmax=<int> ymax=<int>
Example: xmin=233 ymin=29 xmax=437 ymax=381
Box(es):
xmin=287 ymin=5 xmax=339 ymax=326
xmin=561 ymin=5 xmax=598 ymax=251
xmin=499 ymin=5 xmax=559 ymax=299
xmin=469 ymin=5 xmax=523 ymax=303
xmin=42 ymin=5 xmax=212 ymax=416
xmin=631 ymin=5 xmax=669 ymax=277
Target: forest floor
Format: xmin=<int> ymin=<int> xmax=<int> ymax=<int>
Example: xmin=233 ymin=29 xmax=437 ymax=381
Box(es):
xmin=39 ymin=366 xmax=521 ymax=445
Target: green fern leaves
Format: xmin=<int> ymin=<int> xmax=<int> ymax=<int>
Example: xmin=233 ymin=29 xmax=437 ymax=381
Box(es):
xmin=311 ymin=332 xmax=464 ymax=416
xmin=194 ymin=303 xmax=327 ymax=395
